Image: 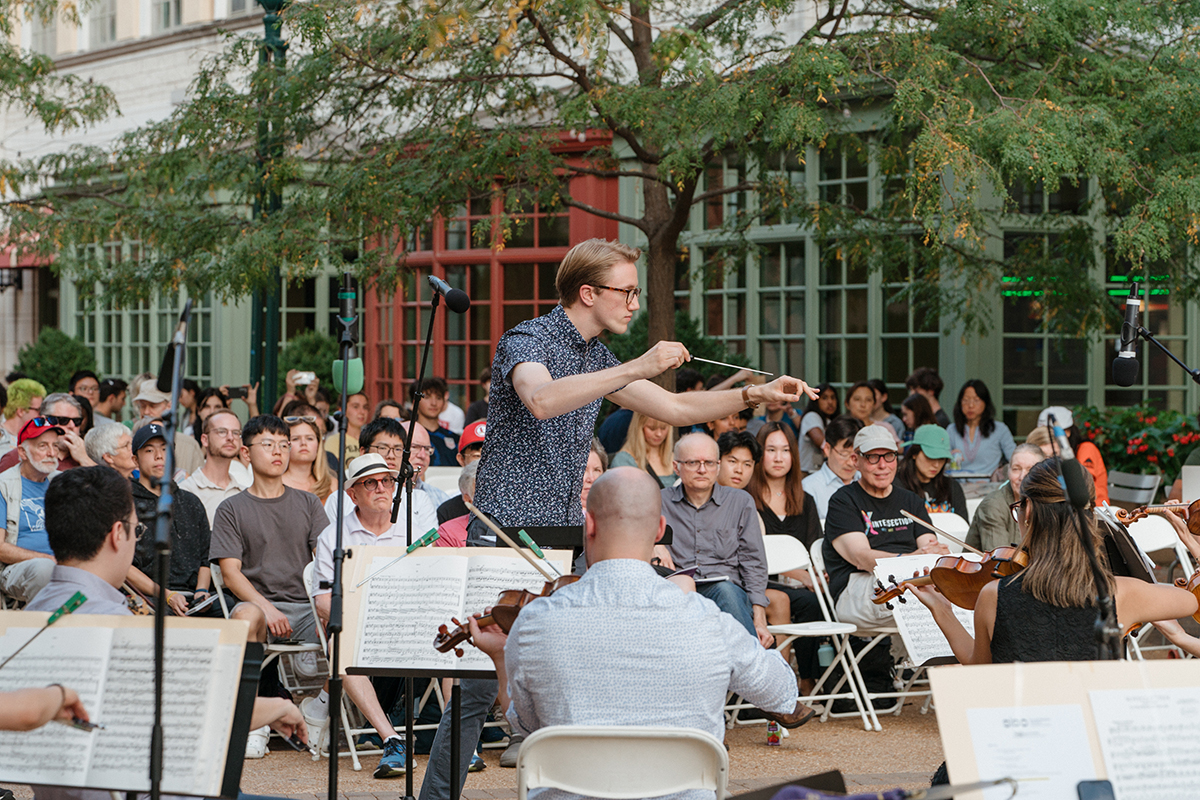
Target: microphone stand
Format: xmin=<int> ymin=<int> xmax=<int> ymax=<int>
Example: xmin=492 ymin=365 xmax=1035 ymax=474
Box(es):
xmin=150 ymin=298 xmax=192 ymax=800
xmin=325 ymin=273 xmax=359 ymax=800
xmin=1129 ymin=325 xmax=1200 ymax=385
xmin=389 ymin=283 xmax=442 ymax=800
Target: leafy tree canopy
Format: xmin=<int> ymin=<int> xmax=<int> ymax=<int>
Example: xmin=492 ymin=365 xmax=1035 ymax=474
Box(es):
xmin=7 ymin=0 xmax=1200 ymax=348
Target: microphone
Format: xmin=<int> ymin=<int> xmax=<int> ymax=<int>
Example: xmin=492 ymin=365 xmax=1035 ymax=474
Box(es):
xmin=156 ymin=299 xmax=194 ymax=392
xmin=1111 ymin=282 xmax=1141 ymax=387
xmin=427 ymin=275 xmax=471 ymax=314
xmin=1047 ymin=413 xmax=1090 ymax=510
xmin=332 ymin=273 xmax=364 ymax=395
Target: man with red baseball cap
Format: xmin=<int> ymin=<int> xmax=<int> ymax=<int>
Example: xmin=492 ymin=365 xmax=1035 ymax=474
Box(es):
xmin=0 ymin=417 xmax=65 ymax=601
xmin=435 ymin=419 xmax=486 ymax=525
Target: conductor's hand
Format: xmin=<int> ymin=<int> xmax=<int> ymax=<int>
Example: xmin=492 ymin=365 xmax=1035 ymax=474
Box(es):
xmin=259 ymin=601 xmax=293 ymax=638
xmin=633 ymin=341 xmax=690 ymax=379
xmin=756 ymin=375 xmax=819 ymax=404
xmin=468 ymin=610 xmax=508 ymax=659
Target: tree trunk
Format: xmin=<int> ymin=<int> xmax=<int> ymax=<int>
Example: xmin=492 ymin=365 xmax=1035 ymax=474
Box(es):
xmin=641 ymin=169 xmax=693 ymax=390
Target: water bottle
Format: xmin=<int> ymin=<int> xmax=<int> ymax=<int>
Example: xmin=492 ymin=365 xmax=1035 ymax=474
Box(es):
xmin=950 ymin=448 xmax=964 ymax=472
xmin=818 ymin=641 xmax=834 ymax=667
xmin=766 ymin=720 xmax=780 ymax=746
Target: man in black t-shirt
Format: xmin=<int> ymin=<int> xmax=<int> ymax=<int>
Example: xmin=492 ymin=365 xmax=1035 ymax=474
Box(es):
xmin=822 ymin=425 xmax=949 ymax=631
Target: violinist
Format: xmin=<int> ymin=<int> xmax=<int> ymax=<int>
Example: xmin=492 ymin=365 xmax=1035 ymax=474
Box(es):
xmin=908 ymin=458 xmax=1198 ymax=664
xmin=465 ymin=467 xmax=814 ymax=748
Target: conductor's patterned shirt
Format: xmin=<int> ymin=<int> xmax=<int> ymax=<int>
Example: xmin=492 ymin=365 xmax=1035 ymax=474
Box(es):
xmin=473 ymin=304 xmax=620 ymax=528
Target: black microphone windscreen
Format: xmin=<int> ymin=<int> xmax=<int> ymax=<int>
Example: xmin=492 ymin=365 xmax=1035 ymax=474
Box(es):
xmin=1112 ymin=356 xmax=1140 ymax=387
xmin=1061 ymin=457 xmax=1091 ymax=510
xmin=445 ymin=288 xmax=471 ymax=314
xmin=156 ymin=349 xmax=175 ymax=393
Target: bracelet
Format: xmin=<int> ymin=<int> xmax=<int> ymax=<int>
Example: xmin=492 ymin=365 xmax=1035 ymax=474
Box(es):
xmin=741 ymin=385 xmax=757 ymax=409
xmin=48 ymin=683 xmax=65 ymax=707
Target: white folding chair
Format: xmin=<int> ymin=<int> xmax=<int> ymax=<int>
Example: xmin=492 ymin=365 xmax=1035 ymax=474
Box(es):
xmin=1121 ymin=515 xmax=1196 ymax=660
xmin=516 ymin=725 xmax=728 ymax=800
xmin=1108 ymin=471 xmax=1162 ymax=508
xmin=966 ymin=497 xmax=983 ymax=522
xmin=423 ymin=466 xmax=463 ymax=498
xmin=929 ymin=512 xmax=970 ymax=553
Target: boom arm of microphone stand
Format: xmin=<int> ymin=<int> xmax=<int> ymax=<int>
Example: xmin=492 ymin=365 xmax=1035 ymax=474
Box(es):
xmin=1135 ymin=326 xmax=1200 ymax=385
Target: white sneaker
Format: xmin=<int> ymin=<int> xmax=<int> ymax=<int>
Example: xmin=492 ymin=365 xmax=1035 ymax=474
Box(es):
xmin=299 ymin=695 xmax=330 ymax=754
xmin=245 ymin=725 xmax=271 ymax=759
xmin=293 ymin=651 xmax=324 ymax=678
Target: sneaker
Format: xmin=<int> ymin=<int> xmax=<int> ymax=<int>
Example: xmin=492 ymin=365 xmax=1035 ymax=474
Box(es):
xmin=245 ymin=726 xmax=271 ymax=759
xmin=374 ymin=737 xmax=407 ymax=778
xmin=293 ymin=651 xmax=323 ymax=678
xmin=299 ymin=696 xmax=330 ymax=753
xmin=499 ymin=733 xmax=524 ymax=768
xmin=468 ymin=751 xmax=486 ymax=773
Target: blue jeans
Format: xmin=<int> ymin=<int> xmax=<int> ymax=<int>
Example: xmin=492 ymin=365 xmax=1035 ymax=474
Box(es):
xmin=418 ymin=677 xmax=498 ymax=800
xmin=698 ymin=580 xmax=755 ymax=638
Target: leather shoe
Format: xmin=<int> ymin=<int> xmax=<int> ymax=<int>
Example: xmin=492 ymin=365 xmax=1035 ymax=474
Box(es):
xmin=759 ymin=702 xmax=817 ymax=729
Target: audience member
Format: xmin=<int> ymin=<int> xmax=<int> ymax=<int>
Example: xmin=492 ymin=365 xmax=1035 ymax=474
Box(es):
xmin=409 ymin=378 xmax=459 ymax=465
xmin=283 ymin=414 xmax=333 ymax=502
xmin=277 ymin=369 xmax=323 ymax=414
xmin=191 ymin=386 xmax=230 ymax=444
xmin=75 ymin=395 xmax=95 ymax=437
xmin=439 ymin=392 xmax=466 ymax=435
xmin=705 ymin=409 xmax=746 ymax=439
xmin=866 ymin=379 xmax=905 ymax=439
xmin=436 ymin=462 xmax=479 ymax=548
xmin=467 ymin=468 xmax=810 ymax=755
xmin=802 ymin=416 xmax=862 ymax=518
xmin=92 ymin=378 xmax=127 ymax=426
xmin=324 ymin=392 xmax=370 ymax=462
xmin=900 ymin=393 xmax=938 ymax=441
xmin=597 ymin=401 xmax=633 ymax=456
xmin=374 ymin=399 xmax=405 ymax=420
xmin=795 ymin=383 xmax=838 ymax=474
xmin=84 ymin=423 xmax=138 ymax=478
xmin=822 ymin=425 xmax=948 ymax=636
xmin=659 ymin=433 xmax=772 ymax=648
xmin=1036 ymin=406 xmax=1108 ymax=505
xmin=0 ymin=378 xmax=46 ymax=457
xmin=209 ymin=415 xmax=328 ymax=644
xmin=0 ymin=418 xmax=63 ymax=602
xmin=965 ymin=443 xmax=1045 ymax=552
xmin=436 ymin=419 xmax=487 ymax=524
xmin=127 ymin=423 xmax=214 ymax=617
xmin=179 ymin=378 xmax=201 ymax=435
xmin=179 ymin=409 xmax=252 ymax=526
xmin=307 ymin=454 xmax=413 ymax=777
xmin=580 ymin=437 xmax=607 ymax=510
xmin=0 ymin=392 xmax=95 ymax=472
xmin=463 ymin=367 xmax=491 ymax=425
xmin=675 ymin=368 xmax=705 ymax=393
xmin=845 ymin=380 xmax=900 ymax=445
xmin=905 ymin=367 xmax=950 ymax=428
xmin=131 ymin=383 xmax=204 ymax=476
xmin=746 ymin=397 xmax=801 ymax=438
xmin=717 ymin=430 xmax=760 ymax=490
xmin=326 ymin=418 xmax=439 ymax=535
xmin=69 ymin=370 xmax=100 ymax=409
xmin=895 ymin=425 xmax=968 ymax=520
xmin=947 ymin=380 xmax=1014 ymax=480
xmin=611 ymin=412 xmax=676 ymax=488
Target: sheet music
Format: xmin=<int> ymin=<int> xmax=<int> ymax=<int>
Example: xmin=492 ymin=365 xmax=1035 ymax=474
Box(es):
xmin=1089 ymin=687 xmax=1200 ymax=800
xmin=358 ymin=556 xmax=467 ymax=670
xmin=0 ymin=627 xmax=112 ymax=786
xmin=967 ymin=704 xmax=1096 ymax=800
xmin=874 ymin=553 xmax=975 ymax=665
xmin=458 ymin=556 xmax=563 ymax=669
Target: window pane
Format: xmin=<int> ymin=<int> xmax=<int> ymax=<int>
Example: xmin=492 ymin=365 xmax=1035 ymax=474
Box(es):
xmin=847 ymin=339 xmax=868 ymax=381
xmin=1048 ymin=339 xmax=1087 ymax=385
xmin=762 ymin=251 xmax=781 ymax=287
xmin=706 ymin=294 xmax=724 ymax=336
xmin=760 ymin=293 xmax=781 ymax=336
xmin=845 ymin=289 xmax=868 ymax=334
xmin=819 ymin=290 xmax=841 ymax=333
xmin=820 ymin=339 xmax=841 ymax=383
xmin=540 ymin=215 xmax=569 ymax=248
xmin=912 ymin=338 xmax=939 ymax=375
xmin=785 ymin=294 xmax=804 ymax=335
xmin=760 ymin=341 xmax=780 ymax=376
xmin=787 ymin=341 xmax=804 ymax=378
xmin=1004 ymin=337 xmax=1043 ymax=385
xmin=506 ymin=263 xmax=535 ymax=300
xmin=469 ymin=305 xmax=490 ymax=340
xmin=537 ymin=262 xmax=557 ymax=301
xmin=504 ymin=304 xmax=534 ymax=330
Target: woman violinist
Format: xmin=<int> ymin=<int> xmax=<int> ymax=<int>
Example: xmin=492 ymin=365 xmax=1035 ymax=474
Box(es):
xmin=908 ymin=458 xmax=1198 ymax=664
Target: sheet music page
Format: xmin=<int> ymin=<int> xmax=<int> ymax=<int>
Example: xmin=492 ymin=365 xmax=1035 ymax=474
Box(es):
xmin=357 ymin=555 xmax=468 ymax=670
xmin=874 ymin=553 xmax=975 ymax=665
xmin=0 ymin=626 xmax=113 ymax=786
xmin=1089 ymin=687 xmax=1200 ymax=800
xmin=456 ymin=555 xmax=568 ymax=670
xmin=87 ymin=626 xmax=223 ymax=794
xmin=967 ymin=704 xmax=1096 ymax=800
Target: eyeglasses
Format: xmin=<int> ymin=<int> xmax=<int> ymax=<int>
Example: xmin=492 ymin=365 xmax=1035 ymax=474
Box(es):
xmin=409 ymin=444 xmax=435 ymax=456
xmin=677 ymin=459 xmax=719 ymax=471
xmin=860 ymin=452 xmax=898 ymax=465
xmin=368 ymin=444 xmax=406 ymax=457
xmin=1009 ymin=500 xmax=1025 ymax=522
xmin=248 ymin=439 xmax=290 ymax=452
xmin=44 ymin=415 xmax=82 ymax=428
xmin=589 ymin=284 xmax=642 ymax=306
xmin=208 ymin=428 xmax=241 ymax=439
xmin=284 ymin=416 xmax=318 ymax=426
xmin=355 ymin=476 xmax=397 ymax=493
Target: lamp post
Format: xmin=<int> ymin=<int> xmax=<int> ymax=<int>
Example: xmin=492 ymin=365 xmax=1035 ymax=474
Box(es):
xmin=249 ymin=0 xmax=287 ymax=411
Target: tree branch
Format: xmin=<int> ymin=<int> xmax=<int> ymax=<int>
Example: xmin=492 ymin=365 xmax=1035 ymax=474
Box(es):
xmin=561 ymin=196 xmax=648 ymax=232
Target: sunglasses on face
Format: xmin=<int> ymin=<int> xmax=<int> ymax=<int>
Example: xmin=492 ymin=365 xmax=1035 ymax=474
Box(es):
xmin=44 ymin=415 xmax=82 ymax=427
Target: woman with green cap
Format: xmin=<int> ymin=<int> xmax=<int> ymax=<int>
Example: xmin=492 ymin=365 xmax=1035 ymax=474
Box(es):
xmin=896 ymin=424 xmax=967 ymax=520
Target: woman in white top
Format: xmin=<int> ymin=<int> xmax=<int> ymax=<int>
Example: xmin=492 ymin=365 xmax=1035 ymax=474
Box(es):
xmin=797 ymin=383 xmax=838 ymax=474
xmin=946 ymin=379 xmax=1015 ymax=479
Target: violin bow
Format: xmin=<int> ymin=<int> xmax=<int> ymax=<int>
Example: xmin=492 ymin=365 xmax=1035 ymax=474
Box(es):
xmin=901 ymin=510 xmax=986 ymax=557
xmin=464 ymin=501 xmax=557 ymax=581
xmin=355 ymin=528 xmax=441 ymax=588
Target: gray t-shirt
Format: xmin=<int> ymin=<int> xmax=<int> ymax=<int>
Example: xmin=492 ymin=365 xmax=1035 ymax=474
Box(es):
xmin=208 ymin=486 xmax=326 ymax=604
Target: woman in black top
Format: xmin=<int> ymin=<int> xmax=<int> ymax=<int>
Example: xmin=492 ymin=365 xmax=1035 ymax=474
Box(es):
xmin=910 ymin=458 xmax=1197 ymax=664
xmin=895 ymin=424 xmax=968 ymax=521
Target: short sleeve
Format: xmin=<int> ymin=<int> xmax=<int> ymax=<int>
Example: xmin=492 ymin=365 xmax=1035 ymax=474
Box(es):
xmin=823 ymin=486 xmax=860 ymax=543
xmin=306 ymin=494 xmax=328 ymax=552
xmin=494 ymin=328 xmax=548 ymax=385
xmin=802 ymin=493 xmax=822 ymax=548
xmin=799 ymin=411 xmax=823 ymax=438
xmin=207 ymin=497 xmax=243 ymax=563
xmin=997 ymin=422 xmax=1016 ymax=461
xmin=312 ymin=525 xmax=335 ymax=597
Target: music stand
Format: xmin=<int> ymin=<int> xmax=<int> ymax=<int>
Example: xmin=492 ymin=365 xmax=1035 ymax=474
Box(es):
xmin=500 ymin=525 xmax=673 ymax=548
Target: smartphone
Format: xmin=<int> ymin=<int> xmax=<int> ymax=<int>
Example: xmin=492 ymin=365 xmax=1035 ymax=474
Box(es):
xmin=294 ymin=371 xmax=316 ymax=385
xmin=226 ymin=386 xmax=249 ymax=399
xmin=1077 ymin=780 xmax=1115 ymax=800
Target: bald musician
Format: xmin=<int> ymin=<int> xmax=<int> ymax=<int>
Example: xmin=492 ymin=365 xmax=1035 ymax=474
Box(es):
xmin=468 ymin=467 xmax=813 ymax=747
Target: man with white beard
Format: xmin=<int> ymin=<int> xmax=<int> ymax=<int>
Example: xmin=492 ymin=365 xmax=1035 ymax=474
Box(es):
xmin=0 ymin=418 xmax=66 ymax=602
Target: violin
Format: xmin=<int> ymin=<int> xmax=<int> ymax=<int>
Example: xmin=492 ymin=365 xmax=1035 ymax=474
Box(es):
xmin=871 ymin=545 xmax=1028 ymax=611
xmin=1174 ymin=569 xmax=1200 ymax=624
xmin=1115 ymin=499 xmax=1200 ymax=535
xmin=433 ymin=575 xmax=580 ymax=656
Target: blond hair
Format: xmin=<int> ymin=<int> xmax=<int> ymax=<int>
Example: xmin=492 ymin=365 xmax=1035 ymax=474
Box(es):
xmin=555 ymin=239 xmax=641 ymax=307
xmin=618 ymin=412 xmax=675 ymax=473
xmin=290 ymin=418 xmax=333 ymax=501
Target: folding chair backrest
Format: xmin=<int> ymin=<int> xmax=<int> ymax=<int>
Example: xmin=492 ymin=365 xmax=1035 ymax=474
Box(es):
xmin=1108 ymin=471 xmax=1162 ymax=506
xmin=208 ymin=562 xmax=232 ymax=618
xmin=928 ymin=512 xmax=970 ymax=554
xmin=763 ymin=534 xmax=810 ymax=574
xmin=1126 ymin=514 xmax=1181 ymax=557
xmin=516 ymin=725 xmax=728 ymax=800
xmin=808 ymin=539 xmax=836 ymax=623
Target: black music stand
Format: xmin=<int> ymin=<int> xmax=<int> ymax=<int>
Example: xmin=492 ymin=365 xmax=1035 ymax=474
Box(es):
xmin=500 ymin=525 xmax=673 ymax=549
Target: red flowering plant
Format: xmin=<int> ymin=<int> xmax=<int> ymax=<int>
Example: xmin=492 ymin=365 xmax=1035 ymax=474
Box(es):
xmin=1071 ymin=404 xmax=1200 ymax=485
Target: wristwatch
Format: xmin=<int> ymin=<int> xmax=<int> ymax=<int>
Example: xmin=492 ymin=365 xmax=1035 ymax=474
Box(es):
xmin=741 ymin=385 xmax=757 ymax=409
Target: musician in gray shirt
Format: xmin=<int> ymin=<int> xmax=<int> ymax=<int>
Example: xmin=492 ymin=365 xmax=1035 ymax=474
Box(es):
xmin=659 ymin=433 xmax=771 ymax=648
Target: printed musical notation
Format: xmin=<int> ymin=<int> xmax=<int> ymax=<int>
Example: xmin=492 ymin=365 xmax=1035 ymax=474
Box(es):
xmin=874 ymin=554 xmax=975 ymax=666
xmin=1089 ymin=687 xmax=1200 ymax=800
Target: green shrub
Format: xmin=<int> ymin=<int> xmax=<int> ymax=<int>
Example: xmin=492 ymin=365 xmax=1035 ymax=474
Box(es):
xmin=278 ymin=330 xmax=339 ymax=401
xmin=1073 ymin=404 xmax=1200 ymax=485
xmin=15 ymin=328 xmax=97 ymax=393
